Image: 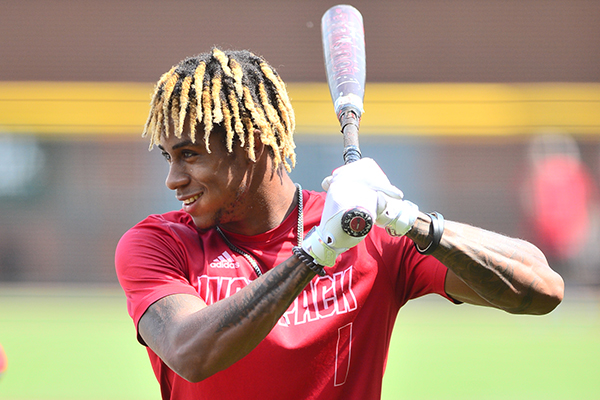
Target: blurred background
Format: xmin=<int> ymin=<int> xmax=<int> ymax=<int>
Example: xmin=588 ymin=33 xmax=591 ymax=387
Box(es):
xmin=1 ymin=1 xmax=599 ymax=399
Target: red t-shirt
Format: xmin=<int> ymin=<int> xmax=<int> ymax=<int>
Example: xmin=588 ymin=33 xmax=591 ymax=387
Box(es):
xmin=115 ymin=190 xmax=454 ymax=400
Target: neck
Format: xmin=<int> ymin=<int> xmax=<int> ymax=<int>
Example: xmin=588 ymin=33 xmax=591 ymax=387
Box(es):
xmin=255 ymin=174 xmax=299 ymax=230
xmin=216 ymin=180 xmax=303 ymax=278
xmin=219 ymin=171 xmax=298 ymax=236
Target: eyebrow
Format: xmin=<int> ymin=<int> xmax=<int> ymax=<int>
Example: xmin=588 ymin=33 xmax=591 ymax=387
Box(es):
xmin=157 ymin=139 xmax=195 ymax=152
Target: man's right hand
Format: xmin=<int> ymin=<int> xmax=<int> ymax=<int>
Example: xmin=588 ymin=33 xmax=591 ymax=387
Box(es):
xmin=302 ymin=180 xmax=377 ymax=267
xmin=302 ymin=158 xmax=404 ymax=267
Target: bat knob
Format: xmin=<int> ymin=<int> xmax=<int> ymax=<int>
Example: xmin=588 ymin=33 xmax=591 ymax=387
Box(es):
xmin=341 ymin=207 xmax=373 ymax=237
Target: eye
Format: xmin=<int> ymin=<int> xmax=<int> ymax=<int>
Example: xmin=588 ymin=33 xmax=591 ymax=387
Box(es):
xmin=181 ymin=149 xmax=197 ymax=159
xmin=161 ymin=151 xmax=171 ymax=162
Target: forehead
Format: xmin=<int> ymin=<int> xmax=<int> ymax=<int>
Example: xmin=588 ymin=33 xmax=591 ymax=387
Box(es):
xmin=157 ymin=122 xmax=230 ymax=149
xmin=157 ymin=131 xmax=200 ymax=150
xmin=156 ymin=130 xmax=242 ymax=160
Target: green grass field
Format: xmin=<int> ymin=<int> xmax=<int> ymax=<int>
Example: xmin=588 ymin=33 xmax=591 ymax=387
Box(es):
xmin=0 ymin=284 xmax=598 ymax=400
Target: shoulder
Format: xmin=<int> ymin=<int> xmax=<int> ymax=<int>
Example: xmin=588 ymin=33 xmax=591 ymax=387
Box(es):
xmin=301 ymin=189 xmax=326 ymax=224
xmin=115 ymin=211 xmax=205 ymax=327
xmin=134 ymin=210 xmax=196 ymax=232
xmin=120 ymin=210 xmax=197 ymax=243
xmin=302 ymin=189 xmax=326 ymax=204
xmin=115 ymin=210 xmax=200 ymax=268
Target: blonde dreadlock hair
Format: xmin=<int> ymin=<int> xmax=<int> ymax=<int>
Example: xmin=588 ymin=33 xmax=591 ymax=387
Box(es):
xmin=143 ymin=48 xmax=296 ymax=172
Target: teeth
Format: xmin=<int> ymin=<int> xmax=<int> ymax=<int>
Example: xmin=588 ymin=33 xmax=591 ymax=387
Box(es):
xmin=183 ymin=194 xmax=199 ymax=205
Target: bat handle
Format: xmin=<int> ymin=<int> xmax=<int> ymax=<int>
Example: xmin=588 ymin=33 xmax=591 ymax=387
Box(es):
xmin=338 ymin=109 xmax=372 ymax=237
xmin=340 ymin=109 xmax=362 ymax=164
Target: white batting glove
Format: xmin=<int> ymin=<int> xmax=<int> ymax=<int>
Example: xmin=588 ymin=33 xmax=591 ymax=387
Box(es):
xmin=321 ymin=158 xmax=404 ymax=199
xmin=302 ymin=158 xmax=404 ymax=267
xmin=302 ymin=179 xmax=377 ymax=267
xmin=322 ymin=157 xmax=420 ymax=238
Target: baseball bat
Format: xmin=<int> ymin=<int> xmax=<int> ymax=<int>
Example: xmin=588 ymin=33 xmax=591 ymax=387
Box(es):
xmin=321 ymin=4 xmax=366 ymax=165
xmin=321 ymin=5 xmax=374 ymax=238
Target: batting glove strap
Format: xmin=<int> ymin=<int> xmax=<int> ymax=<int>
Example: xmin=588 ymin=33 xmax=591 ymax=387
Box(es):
xmin=301 ymin=227 xmax=341 ymax=267
xmin=292 ymin=246 xmax=327 ymax=276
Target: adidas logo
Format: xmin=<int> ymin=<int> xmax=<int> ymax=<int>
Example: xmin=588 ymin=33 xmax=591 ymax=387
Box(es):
xmin=210 ymin=251 xmax=239 ymax=269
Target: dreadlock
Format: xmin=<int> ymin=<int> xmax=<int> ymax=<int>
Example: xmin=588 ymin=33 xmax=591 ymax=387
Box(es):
xmin=143 ymin=48 xmax=296 ymax=172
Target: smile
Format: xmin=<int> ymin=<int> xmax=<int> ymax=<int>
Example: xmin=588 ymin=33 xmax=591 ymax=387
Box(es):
xmin=182 ymin=194 xmax=200 ymax=205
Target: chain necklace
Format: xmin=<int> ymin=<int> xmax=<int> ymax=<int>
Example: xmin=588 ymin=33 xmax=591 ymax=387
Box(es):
xmin=216 ymin=183 xmax=303 ymax=277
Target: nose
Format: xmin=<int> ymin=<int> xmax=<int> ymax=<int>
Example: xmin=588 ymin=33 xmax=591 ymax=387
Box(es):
xmin=165 ymin=162 xmax=190 ymax=191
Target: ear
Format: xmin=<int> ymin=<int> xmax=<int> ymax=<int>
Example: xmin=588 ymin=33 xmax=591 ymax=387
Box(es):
xmin=252 ymin=128 xmax=267 ymax=161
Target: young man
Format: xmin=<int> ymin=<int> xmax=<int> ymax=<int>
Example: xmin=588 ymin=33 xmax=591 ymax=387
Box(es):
xmin=115 ymin=48 xmax=564 ymax=400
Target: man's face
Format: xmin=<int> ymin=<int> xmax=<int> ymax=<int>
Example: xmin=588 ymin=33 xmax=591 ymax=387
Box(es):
xmin=157 ymin=131 xmax=253 ymax=231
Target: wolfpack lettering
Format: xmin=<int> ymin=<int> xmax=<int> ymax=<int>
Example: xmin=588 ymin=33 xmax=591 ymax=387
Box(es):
xmin=196 ymin=266 xmax=357 ymax=327
xmin=279 ymin=266 xmax=357 ymax=327
xmin=197 ymin=275 xmax=250 ymax=304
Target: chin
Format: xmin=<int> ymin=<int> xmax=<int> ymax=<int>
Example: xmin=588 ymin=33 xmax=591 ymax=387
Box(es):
xmin=189 ymin=214 xmax=213 ymax=230
xmin=193 ymin=221 xmax=214 ymax=231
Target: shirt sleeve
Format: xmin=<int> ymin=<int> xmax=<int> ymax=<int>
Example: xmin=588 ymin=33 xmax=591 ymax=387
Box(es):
xmin=370 ymin=228 xmax=459 ymax=306
xmin=115 ymin=215 xmax=200 ymax=342
xmin=397 ymin=240 xmax=459 ymax=304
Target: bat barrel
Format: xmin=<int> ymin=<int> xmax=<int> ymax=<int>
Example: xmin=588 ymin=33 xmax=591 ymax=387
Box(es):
xmin=321 ymin=5 xmax=366 ymax=119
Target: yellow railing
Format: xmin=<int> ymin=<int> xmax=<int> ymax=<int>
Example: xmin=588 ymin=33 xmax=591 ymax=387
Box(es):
xmin=1 ymin=81 xmax=599 ymax=137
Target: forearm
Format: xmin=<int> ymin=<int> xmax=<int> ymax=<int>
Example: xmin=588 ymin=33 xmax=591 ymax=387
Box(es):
xmin=143 ymin=255 xmax=315 ymax=382
xmin=406 ymin=213 xmax=564 ymax=314
xmin=199 ymin=255 xmax=314 ymax=367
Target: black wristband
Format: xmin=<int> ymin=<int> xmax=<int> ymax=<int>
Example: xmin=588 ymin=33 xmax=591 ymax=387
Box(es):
xmin=292 ymin=246 xmax=327 ymax=276
xmin=415 ymin=212 xmax=445 ymax=255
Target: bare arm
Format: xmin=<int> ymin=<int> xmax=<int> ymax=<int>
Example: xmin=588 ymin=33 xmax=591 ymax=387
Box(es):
xmin=405 ymin=213 xmax=564 ymax=315
xmin=138 ymin=255 xmax=315 ymax=383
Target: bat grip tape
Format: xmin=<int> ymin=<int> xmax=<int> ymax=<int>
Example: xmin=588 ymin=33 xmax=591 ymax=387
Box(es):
xmin=340 ymin=109 xmax=362 ymax=164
